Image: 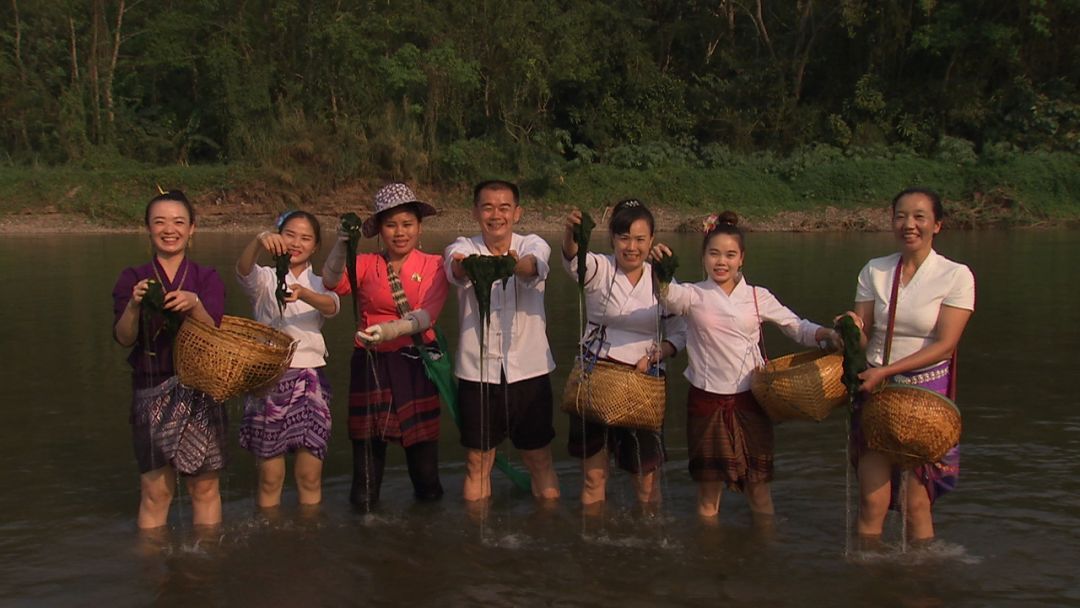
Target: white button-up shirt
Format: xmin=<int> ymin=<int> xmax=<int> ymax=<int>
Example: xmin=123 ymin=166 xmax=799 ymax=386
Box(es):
xmin=444 ymin=233 xmax=556 ymax=383
xmin=563 ymin=252 xmax=686 ymax=367
xmin=856 ymin=249 xmax=975 ymax=368
xmin=661 ymin=277 xmax=822 ymax=394
xmin=236 ymin=264 xmax=339 ymax=368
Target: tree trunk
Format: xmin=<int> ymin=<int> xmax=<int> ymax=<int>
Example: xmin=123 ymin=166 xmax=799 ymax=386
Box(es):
xmin=69 ymin=16 xmax=81 ymax=85
xmin=89 ymin=0 xmax=103 ymax=144
xmin=11 ymin=0 xmax=27 ymax=83
xmin=104 ymin=0 xmax=126 ymax=138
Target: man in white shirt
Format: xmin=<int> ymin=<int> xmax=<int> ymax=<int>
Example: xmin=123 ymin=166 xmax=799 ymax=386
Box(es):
xmin=444 ymin=180 xmax=560 ymax=501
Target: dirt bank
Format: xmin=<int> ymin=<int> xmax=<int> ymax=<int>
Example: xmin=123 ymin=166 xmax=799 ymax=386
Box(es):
xmin=0 ymin=184 xmax=893 ymax=234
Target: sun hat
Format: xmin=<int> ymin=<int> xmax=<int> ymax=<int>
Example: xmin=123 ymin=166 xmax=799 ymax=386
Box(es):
xmin=361 ymin=182 xmax=438 ymax=237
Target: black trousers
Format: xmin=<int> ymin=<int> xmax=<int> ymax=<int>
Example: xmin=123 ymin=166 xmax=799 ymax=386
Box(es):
xmin=350 ymin=439 xmax=443 ymax=508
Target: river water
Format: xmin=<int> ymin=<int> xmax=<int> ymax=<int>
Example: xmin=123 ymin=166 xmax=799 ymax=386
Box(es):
xmin=0 ymin=229 xmax=1077 ymax=607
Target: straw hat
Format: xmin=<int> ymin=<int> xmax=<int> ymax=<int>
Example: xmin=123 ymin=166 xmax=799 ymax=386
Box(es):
xmin=361 ymin=182 xmax=437 ymax=238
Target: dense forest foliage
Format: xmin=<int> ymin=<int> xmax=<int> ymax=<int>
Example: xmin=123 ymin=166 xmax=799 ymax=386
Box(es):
xmin=2 ymin=0 xmax=1078 ymax=190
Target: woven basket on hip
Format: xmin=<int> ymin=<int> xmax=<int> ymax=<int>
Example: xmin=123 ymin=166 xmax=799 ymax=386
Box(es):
xmin=861 ymin=384 xmax=961 ymax=468
xmin=174 ymin=315 xmax=297 ymax=403
xmin=560 ymin=359 xmax=666 ymax=432
xmin=750 ymin=350 xmax=846 ymax=422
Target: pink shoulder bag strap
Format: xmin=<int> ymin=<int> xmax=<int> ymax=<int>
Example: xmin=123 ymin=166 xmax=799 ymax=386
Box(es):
xmin=752 ymin=286 xmax=768 ymax=364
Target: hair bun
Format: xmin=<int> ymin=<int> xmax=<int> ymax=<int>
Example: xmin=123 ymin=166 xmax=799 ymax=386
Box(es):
xmin=717 ymin=210 xmax=739 ymax=227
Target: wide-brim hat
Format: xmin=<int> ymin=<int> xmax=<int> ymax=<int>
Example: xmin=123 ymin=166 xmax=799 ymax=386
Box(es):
xmin=361 ymin=182 xmax=438 ymax=238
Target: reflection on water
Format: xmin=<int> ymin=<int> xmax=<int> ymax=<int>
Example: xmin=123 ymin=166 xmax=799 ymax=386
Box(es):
xmin=1 ymin=230 xmax=1078 ymax=606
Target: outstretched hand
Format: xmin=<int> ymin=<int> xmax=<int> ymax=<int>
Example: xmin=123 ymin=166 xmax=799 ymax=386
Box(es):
xmin=258 ymin=231 xmax=289 ymax=257
xmin=648 ymin=243 xmax=673 ymax=263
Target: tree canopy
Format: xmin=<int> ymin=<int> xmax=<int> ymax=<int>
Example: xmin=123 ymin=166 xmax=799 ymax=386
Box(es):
xmin=2 ymin=0 xmax=1077 ymax=182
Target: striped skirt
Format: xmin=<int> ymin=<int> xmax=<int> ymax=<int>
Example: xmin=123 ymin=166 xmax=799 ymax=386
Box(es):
xmin=348 ymin=346 xmax=440 ymax=448
xmin=240 ymin=367 xmax=332 ymax=460
xmin=851 ymin=360 xmax=960 ymax=507
xmin=131 ymin=376 xmax=228 ymax=476
xmin=686 ymin=386 xmax=773 ymax=490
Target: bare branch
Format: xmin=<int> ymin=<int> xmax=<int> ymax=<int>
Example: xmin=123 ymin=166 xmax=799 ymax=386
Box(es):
xmin=11 ymin=0 xmax=27 ymax=83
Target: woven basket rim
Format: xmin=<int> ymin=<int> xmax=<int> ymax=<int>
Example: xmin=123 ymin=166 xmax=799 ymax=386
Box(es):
xmin=186 ymin=314 xmax=296 ymax=350
xmin=755 ymin=349 xmax=839 ymax=375
xmin=750 ymin=349 xmax=845 ymax=423
xmin=874 ymin=383 xmax=960 ymax=414
xmin=174 ymin=314 xmax=298 ymax=402
xmin=562 ymin=358 xmax=666 ymax=432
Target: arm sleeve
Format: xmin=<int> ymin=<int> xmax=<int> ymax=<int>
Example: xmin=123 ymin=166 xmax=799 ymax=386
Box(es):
xmin=657 ymin=281 xmax=695 ymax=316
xmin=855 ymin=262 xmax=875 ymax=303
xmin=943 ymin=265 xmax=976 ymax=311
xmin=443 ymin=237 xmax=473 ymax=288
xmin=560 ymin=249 xmax=602 ymax=287
xmin=198 ymin=268 xmax=227 ymax=326
xmin=419 ymin=256 xmax=450 ymax=325
xmin=235 ymin=264 xmax=273 ymax=304
xmin=517 ymin=234 xmax=551 ymax=287
xmin=331 ymin=255 xmax=363 ymax=296
xmin=112 ymin=268 xmax=138 ymax=324
xmin=309 ymin=276 xmax=341 ymax=318
xmin=759 ymin=287 xmax=821 ymax=347
xmin=661 ymin=312 xmax=688 ymax=353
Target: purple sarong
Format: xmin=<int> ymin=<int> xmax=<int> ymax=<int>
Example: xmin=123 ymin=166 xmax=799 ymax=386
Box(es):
xmin=852 ymin=361 xmax=960 ymax=508
xmin=239 ymin=368 xmax=332 ymax=460
xmin=131 ymin=376 xmax=228 ymax=475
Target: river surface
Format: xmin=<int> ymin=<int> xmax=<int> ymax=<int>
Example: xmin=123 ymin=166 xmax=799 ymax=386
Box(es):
xmin=1 ymin=229 xmax=1077 ymax=607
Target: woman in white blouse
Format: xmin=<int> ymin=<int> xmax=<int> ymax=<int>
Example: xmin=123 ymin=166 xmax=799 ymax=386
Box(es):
xmin=652 ymin=211 xmax=837 ymax=520
xmin=841 ymin=188 xmax=974 ymax=544
xmin=562 ymin=200 xmax=686 ymax=506
xmin=236 ymin=211 xmax=340 ymax=508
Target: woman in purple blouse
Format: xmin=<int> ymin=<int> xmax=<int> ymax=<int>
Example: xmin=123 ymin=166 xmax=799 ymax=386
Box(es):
xmin=112 ymin=191 xmax=227 ymax=530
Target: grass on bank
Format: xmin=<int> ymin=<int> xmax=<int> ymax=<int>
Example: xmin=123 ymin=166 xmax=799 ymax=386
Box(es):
xmin=1 ymin=151 xmax=1077 ymax=228
xmin=0 ymin=164 xmax=253 ymax=224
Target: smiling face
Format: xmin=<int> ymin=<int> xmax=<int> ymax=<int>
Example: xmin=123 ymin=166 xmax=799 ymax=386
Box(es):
xmin=146 ymin=200 xmax=194 ymax=258
xmin=702 ymin=233 xmax=744 ymax=291
xmin=379 ymin=207 xmax=422 ymax=260
xmin=473 ymin=186 xmax=522 ymax=246
xmin=892 ymin=192 xmax=941 ymax=254
xmin=611 ymin=218 xmax=654 ymax=274
xmin=280 ymin=215 xmax=319 ymax=268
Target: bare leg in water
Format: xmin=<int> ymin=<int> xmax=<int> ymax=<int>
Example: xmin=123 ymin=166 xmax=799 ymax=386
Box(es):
xmin=521 ymin=446 xmax=560 ymax=500
xmin=464 ymin=448 xmax=496 ymax=501
xmin=581 ymin=450 xmax=609 ymax=505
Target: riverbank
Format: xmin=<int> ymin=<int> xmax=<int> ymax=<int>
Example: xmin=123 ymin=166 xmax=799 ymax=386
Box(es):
xmin=2 ymin=152 xmax=1077 ymax=233
xmin=0 ymin=196 xmax=893 ymax=234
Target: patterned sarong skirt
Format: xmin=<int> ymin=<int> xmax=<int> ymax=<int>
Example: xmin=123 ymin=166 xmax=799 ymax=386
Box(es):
xmin=348 ymin=346 xmax=440 ymax=447
xmin=131 ymin=376 xmax=228 ymax=476
xmin=240 ymin=367 xmax=332 ymax=460
xmin=686 ymin=386 xmax=773 ymax=491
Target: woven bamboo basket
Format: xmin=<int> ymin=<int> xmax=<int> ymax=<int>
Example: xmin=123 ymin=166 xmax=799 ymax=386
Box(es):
xmin=174 ymin=315 xmax=297 ymax=403
xmin=750 ymin=350 xmax=847 ymax=422
xmin=560 ymin=359 xmax=666 ymax=432
xmin=861 ymin=384 xmax=961 ymax=468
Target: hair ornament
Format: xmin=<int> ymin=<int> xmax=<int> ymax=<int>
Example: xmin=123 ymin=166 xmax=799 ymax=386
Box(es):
xmin=701 ymin=214 xmax=719 ymax=234
xmin=275 ymin=210 xmax=299 ymax=230
xmin=156 ymin=183 xmax=166 ymax=195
